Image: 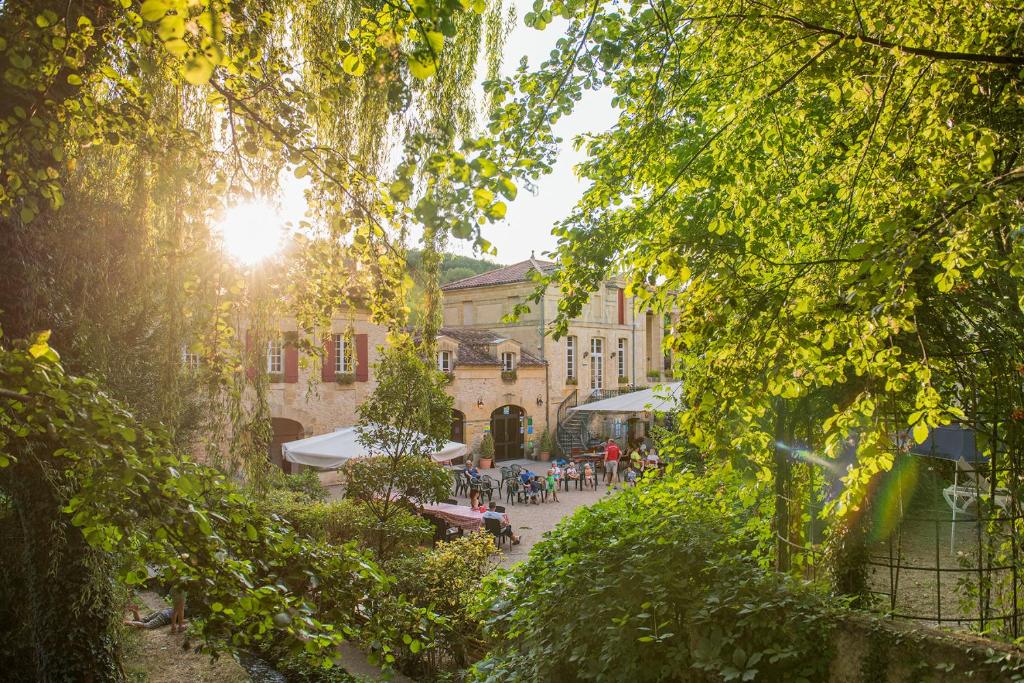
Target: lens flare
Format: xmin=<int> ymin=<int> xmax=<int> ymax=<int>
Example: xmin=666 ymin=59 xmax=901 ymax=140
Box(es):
xmin=865 ymin=455 xmax=920 ymax=544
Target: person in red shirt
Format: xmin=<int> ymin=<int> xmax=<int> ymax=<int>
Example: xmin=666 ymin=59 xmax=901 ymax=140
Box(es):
xmin=603 ymin=439 xmax=621 ymax=488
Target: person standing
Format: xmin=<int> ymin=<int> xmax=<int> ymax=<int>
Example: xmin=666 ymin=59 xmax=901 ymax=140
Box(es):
xmin=603 ymin=439 xmax=621 ymax=488
xmin=169 ymin=584 xmax=187 ymax=634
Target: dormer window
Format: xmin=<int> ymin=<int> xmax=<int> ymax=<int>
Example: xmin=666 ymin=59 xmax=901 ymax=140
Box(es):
xmin=501 ymin=352 xmax=516 ymax=372
xmin=437 ymin=350 xmax=453 ymax=373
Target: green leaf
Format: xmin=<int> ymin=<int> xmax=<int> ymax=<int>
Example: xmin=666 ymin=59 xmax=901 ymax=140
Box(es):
xmin=424 ymin=31 xmax=444 ymax=54
xmin=497 ymin=177 xmax=517 ymax=200
xmin=342 ymin=54 xmax=365 ymax=77
xmin=408 ymin=55 xmax=436 ymax=80
xmin=389 ymin=178 xmax=412 ymax=202
xmin=471 ymin=157 xmax=498 ymax=178
xmin=140 ymin=0 xmax=168 ymax=22
xmin=486 ymin=201 xmax=507 ymax=220
xmin=912 ymin=421 xmax=929 ymax=444
xmin=472 ymin=187 xmax=494 ymax=209
xmin=182 ymin=55 xmax=215 ymax=85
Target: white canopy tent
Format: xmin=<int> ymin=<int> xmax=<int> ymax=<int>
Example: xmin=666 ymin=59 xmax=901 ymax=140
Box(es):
xmin=282 ymin=426 xmax=468 ymax=470
xmin=568 ymin=382 xmax=683 ymax=414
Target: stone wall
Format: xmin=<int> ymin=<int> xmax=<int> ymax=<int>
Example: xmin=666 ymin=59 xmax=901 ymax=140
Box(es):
xmin=262 ymin=312 xmax=389 ymax=438
xmin=445 ymin=363 xmax=548 ymax=457
xmin=829 ymin=615 xmax=1024 ymax=682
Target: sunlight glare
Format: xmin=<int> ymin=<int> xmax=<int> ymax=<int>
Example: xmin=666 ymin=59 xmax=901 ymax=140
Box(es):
xmin=216 ymin=200 xmax=286 ymax=265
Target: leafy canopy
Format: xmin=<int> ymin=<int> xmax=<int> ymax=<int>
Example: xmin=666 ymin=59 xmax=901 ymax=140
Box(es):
xmin=470 ymin=1 xmax=1024 ymax=516
xmin=0 ymin=331 xmax=388 ymax=663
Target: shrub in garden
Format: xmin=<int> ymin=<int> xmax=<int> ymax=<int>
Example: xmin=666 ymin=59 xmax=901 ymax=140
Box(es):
xmin=471 ymin=468 xmax=839 ymax=682
xmin=386 ymin=532 xmax=497 ymax=678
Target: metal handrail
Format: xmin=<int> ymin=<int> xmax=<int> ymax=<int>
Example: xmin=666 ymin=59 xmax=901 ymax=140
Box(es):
xmin=555 ymin=389 xmax=578 ymax=457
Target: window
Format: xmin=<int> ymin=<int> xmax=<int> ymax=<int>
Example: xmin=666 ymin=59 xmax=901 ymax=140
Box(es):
xmin=501 ymin=352 xmax=515 ymax=372
xmin=617 ymin=338 xmax=627 ymax=378
xmin=590 ymin=337 xmax=603 ymax=390
xmin=266 ymin=338 xmax=283 ymax=374
xmin=437 ymin=350 xmax=452 ymax=373
xmin=566 ymin=335 xmax=576 ymax=380
xmin=334 ymin=334 xmax=354 ymax=374
xmin=182 ymin=346 xmax=201 ymax=369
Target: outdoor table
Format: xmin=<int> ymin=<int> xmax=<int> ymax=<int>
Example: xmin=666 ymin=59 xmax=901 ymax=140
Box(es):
xmin=419 ymin=501 xmax=484 ymax=532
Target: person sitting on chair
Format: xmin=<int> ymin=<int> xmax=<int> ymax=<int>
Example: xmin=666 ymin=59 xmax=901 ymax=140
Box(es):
xmin=565 ymin=461 xmax=579 ymax=482
xmin=582 ymin=462 xmax=596 ymax=490
xmin=482 ymin=501 xmax=520 ymax=544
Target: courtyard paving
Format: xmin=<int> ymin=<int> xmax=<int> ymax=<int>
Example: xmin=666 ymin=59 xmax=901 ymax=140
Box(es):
xmin=468 ymin=459 xmax=609 ymax=567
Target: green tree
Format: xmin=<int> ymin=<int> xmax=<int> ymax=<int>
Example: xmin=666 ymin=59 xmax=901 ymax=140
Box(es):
xmin=467 ymin=1 xmax=1024 ymax=573
xmin=351 ymin=338 xmax=455 ymax=557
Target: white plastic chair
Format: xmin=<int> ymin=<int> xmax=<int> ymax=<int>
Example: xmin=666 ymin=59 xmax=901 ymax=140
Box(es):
xmin=942 ymin=457 xmax=1012 ymax=553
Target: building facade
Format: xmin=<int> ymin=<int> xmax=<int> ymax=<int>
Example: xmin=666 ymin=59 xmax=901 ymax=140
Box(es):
xmin=249 ymin=258 xmax=670 ymax=469
xmin=244 ymin=310 xmax=389 ymax=471
xmin=440 ymin=258 xmax=667 ymax=430
xmin=434 ymin=327 xmax=548 ymax=460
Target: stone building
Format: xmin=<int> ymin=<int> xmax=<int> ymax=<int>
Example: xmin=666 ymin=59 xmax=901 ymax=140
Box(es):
xmin=440 ymin=257 xmax=667 ymax=445
xmin=252 ymin=258 xmax=671 ymax=469
xmin=434 ymin=327 xmax=548 ymax=460
xmin=244 ymin=310 xmax=389 ymax=471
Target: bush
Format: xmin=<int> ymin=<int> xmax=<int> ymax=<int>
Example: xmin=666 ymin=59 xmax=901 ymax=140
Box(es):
xmin=266 ymin=468 xmax=329 ymax=502
xmin=261 ymin=491 xmax=432 ymax=553
xmin=538 ymin=429 xmax=554 ymax=454
xmin=470 ymin=468 xmax=838 ymax=682
xmin=385 ymin=533 xmax=497 ymax=678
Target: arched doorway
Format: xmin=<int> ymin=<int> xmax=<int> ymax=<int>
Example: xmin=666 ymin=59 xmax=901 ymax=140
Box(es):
xmin=270 ymin=417 xmax=304 ymax=474
xmin=450 ymin=409 xmax=465 ymax=444
xmin=490 ymin=405 xmax=525 ymax=461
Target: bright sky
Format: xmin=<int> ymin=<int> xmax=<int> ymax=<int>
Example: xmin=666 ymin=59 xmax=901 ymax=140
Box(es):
xmin=458 ymin=0 xmax=617 ymax=265
xmin=217 ymin=1 xmax=615 ymax=267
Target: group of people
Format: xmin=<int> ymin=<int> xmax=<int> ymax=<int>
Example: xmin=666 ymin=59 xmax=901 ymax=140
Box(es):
xmin=516 ymin=466 xmax=560 ymax=503
xmin=602 ymin=438 xmax=661 ymax=489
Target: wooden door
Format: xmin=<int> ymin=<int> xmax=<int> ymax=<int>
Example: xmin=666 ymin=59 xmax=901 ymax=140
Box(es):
xmin=490 ymin=405 xmax=524 ymax=461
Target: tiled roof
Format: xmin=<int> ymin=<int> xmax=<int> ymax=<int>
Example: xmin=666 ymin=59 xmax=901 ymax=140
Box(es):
xmin=440 ymin=258 xmax=557 ymax=291
xmin=439 ymin=327 xmax=546 ymax=367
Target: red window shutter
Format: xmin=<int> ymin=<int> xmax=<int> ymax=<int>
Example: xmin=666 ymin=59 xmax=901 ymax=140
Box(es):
xmin=617 ymin=289 xmax=625 ymax=325
xmin=355 ymin=333 xmax=369 ymax=382
xmin=245 ymin=330 xmax=256 ymax=380
xmin=322 ymin=334 xmax=336 ymax=382
xmin=284 ymin=335 xmax=299 ymax=383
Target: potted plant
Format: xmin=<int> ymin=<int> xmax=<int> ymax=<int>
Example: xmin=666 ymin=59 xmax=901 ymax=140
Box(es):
xmin=336 ymin=372 xmax=355 ymax=385
xmin=566 ymin=376 xmax=578 ymax=385
xmin=646 ymin=370 xmax=661 ymax=381
xmin=478 ymin=433 xmax=494 ymax=469
xmin=538 ymin=429 xmax=553 ymax=462
xmin=618 ymin=375 xmax=630 ymax=385
xmin=501 ymin=369 xmax=517 ymax=382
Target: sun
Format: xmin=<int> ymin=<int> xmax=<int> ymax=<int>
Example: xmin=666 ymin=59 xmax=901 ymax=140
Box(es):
xmin=216 ymin=200 xmax=287 ymax=265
